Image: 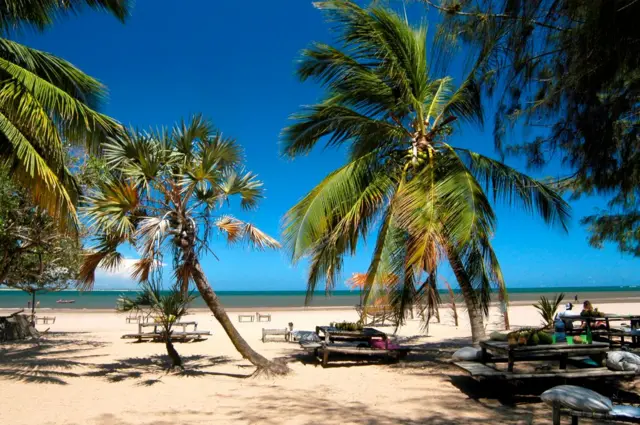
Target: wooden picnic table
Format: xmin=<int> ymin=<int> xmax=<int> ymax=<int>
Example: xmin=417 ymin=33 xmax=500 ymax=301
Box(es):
xmin=561 ymin=314 xmax=640 ymax=346
xmin=138 ymin=321 xmax=198 ymax=334
xmin=480 ymin=340 xmax=609 ymax=373
xmin=315 ymin=326 xmax=389 ymax=348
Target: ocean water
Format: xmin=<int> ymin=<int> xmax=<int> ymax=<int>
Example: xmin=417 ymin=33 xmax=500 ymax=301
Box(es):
xmin=0 ymin=286 xmax=639 ymax=310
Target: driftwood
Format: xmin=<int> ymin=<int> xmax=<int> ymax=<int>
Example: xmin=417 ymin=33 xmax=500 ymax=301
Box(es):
xmin=0 ymin=311 xmax=40 ymax=341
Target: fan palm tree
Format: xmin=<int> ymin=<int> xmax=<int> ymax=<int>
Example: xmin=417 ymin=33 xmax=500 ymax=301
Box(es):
xmin=0 ymin=0 xmax=129 ymax=224
xmin=118 ymin=282 xmax=197 ymax=370
xmin=80 ymin=114 xmax=288 ymax=375
xmin=282 ymin=0 xmax=570 ymax=344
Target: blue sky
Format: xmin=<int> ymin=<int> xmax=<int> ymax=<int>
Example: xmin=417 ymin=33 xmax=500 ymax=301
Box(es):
xmin=18 ymin=1 xmax=640 ymax=290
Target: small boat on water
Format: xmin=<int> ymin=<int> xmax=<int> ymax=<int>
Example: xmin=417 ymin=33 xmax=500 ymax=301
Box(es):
xmin=56 ymin=299 xmax=76 ymax=304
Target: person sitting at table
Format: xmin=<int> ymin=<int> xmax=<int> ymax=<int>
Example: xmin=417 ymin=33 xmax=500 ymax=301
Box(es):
xmin=556 ymin=303 xmax=576 ymax=330
xmin=580 ymin=300 xmax=607 ymax=329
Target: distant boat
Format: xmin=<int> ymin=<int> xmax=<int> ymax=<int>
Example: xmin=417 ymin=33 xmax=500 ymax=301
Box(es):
xmin=56 ymin=299 xmax=75 ymax=304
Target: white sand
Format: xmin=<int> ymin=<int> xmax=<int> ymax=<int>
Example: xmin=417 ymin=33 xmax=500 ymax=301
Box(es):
xmin=1 ymin=302 xmax=639 ymax=425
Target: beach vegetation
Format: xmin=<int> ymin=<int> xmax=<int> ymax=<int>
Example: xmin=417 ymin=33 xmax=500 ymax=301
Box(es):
xmin=117 ymin=281 xmax=196 ymax=370
xmin=0 ymin=0 xmax=129 ymax=226
xmin=533 ymin=293 xmax=565 ymax=328
xmin=0 ymin=167 xmax=82 ymax=321
xmin=79 ymin=115 xmax=288 ymax=375
xmin=282 ymin=0 xmax=570 ymax=344
xmin=423 ymin=0 xmax=640 ymax=257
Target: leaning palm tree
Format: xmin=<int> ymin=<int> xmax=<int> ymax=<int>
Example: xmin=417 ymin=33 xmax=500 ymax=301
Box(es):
xmin=282 ymin=1 xmax=570 ymax=344
xmin=80 ymin=115 xmax=288 ymax=375
xmin=0 ymin=0 xmax=129 ymax=224
xmin=118 ymin=282 xmax=196 ymax=370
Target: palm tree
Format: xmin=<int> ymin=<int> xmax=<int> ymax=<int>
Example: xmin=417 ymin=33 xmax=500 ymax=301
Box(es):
xmin=80 ymin=115 xmax=288 ymax=375
xmin=0 ymin=0 xmax=129 ymax=224
xmin=282 ymin=1 xmax=570 ymax=344
xmin=118 ymin=282 xmax=196 ymax=370
xmin=533 ymin=293 xmax=565 ymax=328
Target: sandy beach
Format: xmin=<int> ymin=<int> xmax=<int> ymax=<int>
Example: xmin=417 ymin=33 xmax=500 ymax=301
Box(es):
xmin=1 ymin=303 xmax=639 ymax=425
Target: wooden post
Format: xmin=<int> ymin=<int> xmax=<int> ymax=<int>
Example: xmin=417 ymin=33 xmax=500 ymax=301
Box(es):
xmin=508 ymin=350 xmax=515 ymax=372
xmin=552 ymin=405 xmax=561 ymax=425
xmin=322 ymin=348 xmax=329 ymax=367
xmin=481 ymin=346 xmax=488 ymax=364
xmin=559 ymin=353 xmax=567 ymax=370
xmin=571 ymin=414 xmax=579 ymax=425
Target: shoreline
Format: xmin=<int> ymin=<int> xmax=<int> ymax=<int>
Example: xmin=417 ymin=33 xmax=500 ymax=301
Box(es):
xmin=3 ymin=296 xmax=640 ymax=314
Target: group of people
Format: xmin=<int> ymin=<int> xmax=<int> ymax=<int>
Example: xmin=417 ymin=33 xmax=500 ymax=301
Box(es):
xmin=557 ymin=300 xmax=602 ymax=330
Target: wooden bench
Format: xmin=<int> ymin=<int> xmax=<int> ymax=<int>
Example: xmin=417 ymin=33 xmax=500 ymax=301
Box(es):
xmin=35 ymin=316 xmax=56 ymax=324
xmin=256 ymin=312 xmax=271 ymax=322
xmin=302 ymin=342 xmax=409 ymax=367
xmin=238 ymin=314 xmax=254 ymax=323
xmin=553 ymin=405 xmax=640 ymax=424
xmin=454 ymin=361 xmax=637 ymax=380
xmin=262 ymin=328 xmax=290 ymax=342
xmin=122 ymin=330 xmax=211 ymax=342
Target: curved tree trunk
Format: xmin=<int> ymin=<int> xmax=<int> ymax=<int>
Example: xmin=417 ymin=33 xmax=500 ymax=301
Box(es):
xmin=165 ymin=335 xmax=183 ymax=369
xmin=447 ymin=249 xmax=486 ymax=345
xmin=191 ymin=260 xmax=288 ymax=375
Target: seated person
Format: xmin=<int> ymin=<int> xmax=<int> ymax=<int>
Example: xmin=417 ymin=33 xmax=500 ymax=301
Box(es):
xmin=580 ymin=300 xmax=606 ymax=329
xmin=556 ymin=302 xmax=576 ymax=330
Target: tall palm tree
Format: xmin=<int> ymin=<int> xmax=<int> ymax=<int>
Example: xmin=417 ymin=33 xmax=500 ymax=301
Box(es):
xmin=80 ymin=114 xmax=288 ymax=375
xmin=0 ymin=0 xmax=129 ymax=224
xmin=282 ymin=0 xmax=570 ymax=344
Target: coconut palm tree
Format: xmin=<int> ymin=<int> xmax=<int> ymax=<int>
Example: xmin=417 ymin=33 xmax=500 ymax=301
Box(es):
xmin=0 ymin=0 xmax=129 ymax=224
xmin=118 ymin=282 xmax=196 ymax=370
xmin=80 ymin=114 xmax=288 ymax=375
xmin=282 ymin=0 xmax=570 ymax=344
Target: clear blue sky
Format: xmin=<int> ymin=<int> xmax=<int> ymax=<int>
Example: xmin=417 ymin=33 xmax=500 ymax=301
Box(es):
xmin=18 ymin=1 xmax=640 ymax=290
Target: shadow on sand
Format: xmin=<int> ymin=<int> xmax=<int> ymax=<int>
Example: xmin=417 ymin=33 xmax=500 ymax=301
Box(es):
xmin=0 ymin=331 xmax=108 ymax=384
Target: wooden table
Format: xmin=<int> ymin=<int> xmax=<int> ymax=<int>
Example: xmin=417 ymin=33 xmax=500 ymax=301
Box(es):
xmin=480 ymin=340 xmax=609 ymax=373
xmin=315 ymin=326 xmax=389 ymax=348
xmin=561 ymin=314 xmax=640 ymax=346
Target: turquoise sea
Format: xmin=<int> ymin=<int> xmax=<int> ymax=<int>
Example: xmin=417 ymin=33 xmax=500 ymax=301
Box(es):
xmin=1 ymin=286 xmax=639 ymax=310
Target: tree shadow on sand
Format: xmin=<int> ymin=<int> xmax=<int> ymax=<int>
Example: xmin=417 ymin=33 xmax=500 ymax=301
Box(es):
xmin=223 ymin=392 xmax=542 ymax=425
xmin=85 ymin=354 xmax=251 ymax=385
xmin=0 ymin=332 xmax=108 ymax=385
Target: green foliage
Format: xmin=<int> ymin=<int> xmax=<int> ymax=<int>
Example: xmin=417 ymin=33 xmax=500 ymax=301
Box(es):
xmin=117 ymin=282 xmax=196 ymax=334
xmin=0 ymin=167 xmax=82 ymax=294
xmin=80 ymin=115 xmax=280 ymax=290
xmin=533 ymin=293 xmax=565 ymax=328
xmin=282 ymin=1 xmax=569 ymax=331
xmin=0 ymin=1 xmax=129 ymax=225
xmin=425 ymin=0 xmax=640 ymax=256
xmin=329 ymin=321 xmax=364 ymax=331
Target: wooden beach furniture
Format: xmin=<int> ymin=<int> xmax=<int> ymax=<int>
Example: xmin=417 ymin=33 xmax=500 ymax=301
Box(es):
xmin=561 ymin=314 xmax=640 ymax=348
xmin=302 ymin=326 xmax=410 ymax=367
xmin=256 ymin=312 xmax=271 ymax=322
xmin=454 ymin=340 xmax=637 ymax=380
xmin=35 ymin=316 xmax=56 ymax=324
xmin=238 ymin=314 xmax=254 ymax=322
xmin=121 ymin=321 xmax=210 ymax=342
xmin=261 ymin=328 xmax=291 ymax=342
xmin=355 ymin=305 xmax=398 ymax=326
xmin=552 ymin=405 xmax=640 ymax=424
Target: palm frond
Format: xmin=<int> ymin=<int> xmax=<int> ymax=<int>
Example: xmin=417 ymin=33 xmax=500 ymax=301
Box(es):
xmin=455 ymin=148 xmax=571 ymax=231
xmin=0 ymin=0 xmax=130 ymax=33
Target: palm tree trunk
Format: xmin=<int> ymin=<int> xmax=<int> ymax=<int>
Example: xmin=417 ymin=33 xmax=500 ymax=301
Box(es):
xmin=191 ymin=260 xmax=288 ymax=375
xmin=447 ymin=249 xmax=486 ymax=345
xmin=164 ymin=335 xmax=183 ymax=369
